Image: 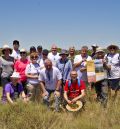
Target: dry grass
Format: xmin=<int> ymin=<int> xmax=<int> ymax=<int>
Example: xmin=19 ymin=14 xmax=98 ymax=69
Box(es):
xmin=0 ymin=87 xmax=120 ymax=129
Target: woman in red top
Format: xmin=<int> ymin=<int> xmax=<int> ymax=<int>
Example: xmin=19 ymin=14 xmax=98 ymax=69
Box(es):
xmin=14 ymin=48 xmax=30 ymax=94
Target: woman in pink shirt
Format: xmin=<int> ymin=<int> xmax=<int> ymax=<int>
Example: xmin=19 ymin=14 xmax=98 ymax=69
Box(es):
xmin=14 ymin=48 xmax=30 ymax=94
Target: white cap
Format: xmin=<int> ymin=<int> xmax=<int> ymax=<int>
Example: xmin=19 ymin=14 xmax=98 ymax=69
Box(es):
xmin=91 ymin=44 xmax=98 ymax=48
xmin=10 ymin=72 xmax=21 ymax=78
xmin=20 ymin=48 xmax=27 ymax=53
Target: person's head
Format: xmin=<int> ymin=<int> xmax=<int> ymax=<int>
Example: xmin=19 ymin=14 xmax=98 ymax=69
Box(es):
xmin=30 ymin=46 xmax=36 ymax=53
xmin=10 ymin=72 xmax=20 ymax=85
xmin=30 ymin=52 xmax=38 ymax=63
xmin=107 ymin=44 xmax=119 ymax=54
xmin=37 ymin=45 xmax=42 ymax=54
xmin=44 ymin=59 xmax=52 ymax=70
xmin=70 ymin=71 xmax=78 ymax=82
xmin=13 ymin=40 xmax=20 ymax=50
xmin=42 ymin=49 xmax=49 ymax=60
xmin=51 ymin=44 xmax=58 ymax=55
xmin=69 ymin=46 xmax=75 ymax=56
xmin=20 ymin=48 xmax=27 ymax=60
xmin=81 ymin=46 xmax=88 ymax=57
xmin=95 ymin=47 xmax=105 ymax=59
xmin=2 ymin=44 xmax=12 ymax=56
xmin=59 ymin=49 xmax=69 ymax=60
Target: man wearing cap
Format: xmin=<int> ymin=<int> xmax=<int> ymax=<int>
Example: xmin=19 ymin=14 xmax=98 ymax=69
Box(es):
xmin=11 ymin=40 xmax=21 ymax=61
xmin=104 ymin=44 xmax=120 ymax=98
xmin=39 ymin=59 xmax=62 ymax=111
xmin=91 ymin=44 xmax=98 ymax=59
xmin=56 ymin=49 xmax=72 ymax=85
xmin=48 ymin=44 xmax=60 ymax=66
xmin=1 ymin=72 xmax=27 ymax=104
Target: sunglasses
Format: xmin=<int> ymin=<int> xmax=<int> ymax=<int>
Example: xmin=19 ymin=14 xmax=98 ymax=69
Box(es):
xmin=31 ymin=56 xmax=38 ymax=59
xmin=109 ymin=47 xmax=116 ymax=50
xmin=42 ymin=53 xmax=48 ymax=56
xmin=20 ymin=52 xmax=26 ymax=54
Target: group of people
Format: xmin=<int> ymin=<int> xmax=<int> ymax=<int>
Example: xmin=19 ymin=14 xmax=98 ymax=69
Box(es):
xmin=0 ymin=40 xmax=120 ymax=111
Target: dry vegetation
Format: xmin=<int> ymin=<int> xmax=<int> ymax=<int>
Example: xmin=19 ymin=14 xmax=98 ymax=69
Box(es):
xmin=0 ymin=87 xmax=120 ymax=129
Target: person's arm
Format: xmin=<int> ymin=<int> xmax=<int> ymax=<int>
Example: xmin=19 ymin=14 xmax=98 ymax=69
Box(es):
xmin=21 ymin=91 xmax=27 ymax=102
xmin=26 ymin=73 xmax=38 ymax=79
xmin=71 ymin=89 xmax=85 ymax=103
xmin=64 ymin=91 xmax=72 ymax=104
xmin=40 ymin=81 xmax=48 ymax=97
xmin=56 ymin=79 xmax=61 ymax=91
xmin=6 ymin=92 xmax=14 ymax=104
xmin=25 ymin=64 xmax=38 ymax=79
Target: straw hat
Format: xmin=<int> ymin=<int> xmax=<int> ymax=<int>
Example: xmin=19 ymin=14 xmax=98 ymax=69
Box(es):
xmin=2 ymin=44 xmax=12 ymax=54
xmin=10 ymin=72 xmax=21 ymax=78
xmin=107 ymin=44 xmax=119 ymax=50
xmin=96 ymin=47 xmax=104 ymax=53
xmin=66 ymin=100 xmax=83 ymax=112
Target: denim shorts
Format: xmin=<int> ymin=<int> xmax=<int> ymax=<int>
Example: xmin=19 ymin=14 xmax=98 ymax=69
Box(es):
xmin=108 ymin=79 xmax=120 ymax=90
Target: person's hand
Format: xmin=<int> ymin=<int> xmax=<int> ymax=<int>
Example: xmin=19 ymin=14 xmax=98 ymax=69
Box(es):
xmin=71 ymin=98 xmax=78 ymax=103
xmin=33 ymin=75 xmax=38 ymax=79
xmin=67 ymin=99 xmax=72 ymax=104
xmin=42 ymin=91 xmax=48 ymax=97
xmin=54 ymin=91 xmax=60 ymax=97
xmin=80 ymin=67 xmax=86 ymax=72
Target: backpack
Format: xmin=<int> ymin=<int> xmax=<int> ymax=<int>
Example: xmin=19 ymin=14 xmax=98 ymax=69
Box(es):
xmin=68 ymin=79 xmax=81 ymax=88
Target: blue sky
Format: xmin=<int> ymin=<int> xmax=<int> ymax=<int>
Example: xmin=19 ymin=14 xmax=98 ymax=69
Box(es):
xmin=0 ymin=0 xmax=120 ymax=50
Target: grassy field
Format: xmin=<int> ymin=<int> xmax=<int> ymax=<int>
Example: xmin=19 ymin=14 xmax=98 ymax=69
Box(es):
xmin=0 ymin=87 xmax=120 ymax=129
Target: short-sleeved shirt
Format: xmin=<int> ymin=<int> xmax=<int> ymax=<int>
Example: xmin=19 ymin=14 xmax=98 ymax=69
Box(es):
xmin=74 ymin=54 xmax=92 ymax=82
xmin=25 ymin=63 xmax=40 ymax=84
xmin=11 ymin=49 xmax=21 ymax=60
xmin=0 ymin=56 xmax=14 ymax=78
xmin=56 ymin=59 xmax=72 ymax=82
xmin=104 ymin=53 xmax=120 ymax=79
xmin=39 ymin=66 xmax=62 ymax=90
xmin=64 ymin=80 xmax=86 ymax=99
xmin=14 ymin=59 xmax=30 ymax=82
xmin=48 ymin=52 xmax=60 ymax=66
xmin=2 ymin=82 xmax=24 ymax=102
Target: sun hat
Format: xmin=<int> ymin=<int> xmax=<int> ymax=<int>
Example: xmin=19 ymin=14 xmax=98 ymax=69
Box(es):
xmin=10 ymin=72 xmax=21 ymax=78
xmin=59 ymin=49 xmax=69 ymax=56
xmin=91 ymin=44 xmax=98 ymax=48
xmin=107 ymin=44 xmax=119 ymax=50
xmin=66 ymin=100 xmax=83 ymax=112
xmin=96 ymin=47 xmax=104 ymax=53
xmin=2 ymin=44 xmax=12 ymax=54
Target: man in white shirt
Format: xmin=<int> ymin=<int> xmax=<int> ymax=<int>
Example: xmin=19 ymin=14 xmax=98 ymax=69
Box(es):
xmin=73 ymin=46 xmax=92 ymax=83
xmin=11 ymin=40 xmax=21 ymax=60
xmin=48 ymin=44 xmax=60 ymax=66
xmin=39 ymin=59 xmax=62 ymax=111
